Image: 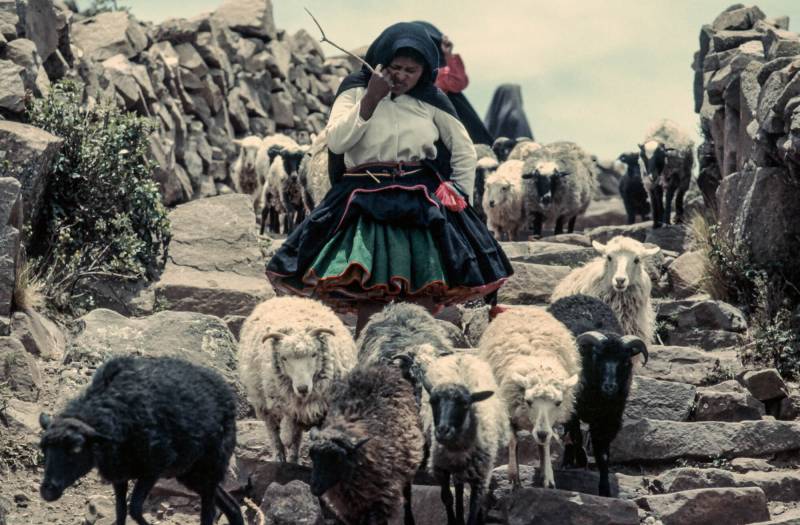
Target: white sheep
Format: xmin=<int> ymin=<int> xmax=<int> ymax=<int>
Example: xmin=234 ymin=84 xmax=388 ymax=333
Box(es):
xmin=299 ymin=130 xmax=331 ymax=215
xmin=478 ymin=308 xmax=581 ymax=490
xmin=231 ymin=135 xmax=264 ymax=196
xmin=483 ymin=159 xmax=526 ymax=241
xmin=421 ymin=353 xmax=509 ymax=525
xmin=550 ymin=235 xmax=661 ymax=343
xmin=521 ymin=141 xmax=597 ymax=237
xmin=238 ymin=296 xmax=357 ymax=463
xmin=507 ymin=140 xmax=542 ymax=162
xmin=472 ymin=149 xmax=499 ymax=224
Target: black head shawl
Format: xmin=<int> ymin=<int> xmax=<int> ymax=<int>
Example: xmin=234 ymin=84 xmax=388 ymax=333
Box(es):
xmin=329 ymin=22 xmax=458 ymax=183
xmin=411 ymin=20 xmax=446 ymax=67
xmin=484 ymin=83 xmax=534 ymax=141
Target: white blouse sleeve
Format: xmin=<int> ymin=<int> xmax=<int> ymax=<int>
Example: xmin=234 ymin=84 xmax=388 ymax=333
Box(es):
xmin=325 ymin=88 xmax=371 ymax=155
xmin=433 ymin=107 xmax=477 ymax=202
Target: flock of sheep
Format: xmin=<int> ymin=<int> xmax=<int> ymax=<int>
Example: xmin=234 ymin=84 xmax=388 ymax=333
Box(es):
xmin=37 ymin=224 xmax=666 ymax=524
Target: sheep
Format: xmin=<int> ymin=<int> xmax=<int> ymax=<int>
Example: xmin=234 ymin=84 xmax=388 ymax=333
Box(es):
xmin=231 ymin=135 xmax=263 ymax=196
xmin=491 ymin=136 xmax=517 ymax=162
xmin=521 ymin=141 xmax=597 ymax=237
xmin=617 ymin=152 xmax=651 ymax=224
xmin=548 ymin=295 xmax=648 ymax=497
xmin=420 ymin=353 xmax=509 ymax=525
xmin=238 ymin=296 xmax=357 ymax=463
xmin=472 ymin=144 xmax=499 ymax=224
xmin=256 ymin=134 xmax=308 ymax=235
xmin=478 ymin=308 xmax=581 ymax=490
xmin=38 ymin=355 xmax=244 ymax=525
xmin=638 ymin=119 xmax=694 ymax=228
xmin=507 ymin=139 xmax=542 ymax=162
xmin=483 ymin=159 xmax=526 ymax=241
xmin=309 ymin=363 xmax=425 ymax=525
xmin=299 ymin=130 xmax=332 ymax=215
xmin=550 ymin=235 xmax=661 ymax=343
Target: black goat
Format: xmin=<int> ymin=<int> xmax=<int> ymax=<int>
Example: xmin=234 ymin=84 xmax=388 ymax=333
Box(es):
xmin=638 ymin=139 xmax=693 ymax=228
xmin=39 ymin=355 xmax=244 ymax=525
xmin=617 ymin=152 xmax=650 ymax=225
xmin=491 ymin=136 xmax=517 ymax=162
xmin=548 ymin=295 xmax=648 ymax=498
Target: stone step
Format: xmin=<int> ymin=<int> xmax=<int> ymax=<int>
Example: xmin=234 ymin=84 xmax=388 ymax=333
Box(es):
xmin=652 ymin=467 xmax=800 ymax=503
xmin=638 ymin=345 xmax=741 ymax=386
xmin=500 ymin=486 xmax=640 ymax=525
xmin=500 ymin=241 xmax=597 ymax=267
xmin=497 ymin=262 xmax=570 ymax=305
xmin=636 ymin=487 xmax=769 ymax=525
xmin=625 ymin=376 xmax=696 ymax=422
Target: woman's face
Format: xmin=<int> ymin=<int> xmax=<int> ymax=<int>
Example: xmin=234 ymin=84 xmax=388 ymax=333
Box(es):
xmin=387 ymin=56 xmax=424 ymax=96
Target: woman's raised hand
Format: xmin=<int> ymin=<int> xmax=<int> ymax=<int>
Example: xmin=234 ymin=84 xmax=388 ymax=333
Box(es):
xmin=365 ymin=64 xmax=393 ymax=101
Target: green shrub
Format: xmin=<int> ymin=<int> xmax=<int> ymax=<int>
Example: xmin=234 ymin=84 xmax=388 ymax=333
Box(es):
xmin=26 ymin=80 xmax=169 ymax=312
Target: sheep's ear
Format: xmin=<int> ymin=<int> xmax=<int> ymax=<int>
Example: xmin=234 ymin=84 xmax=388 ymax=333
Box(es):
xmin=563 ymin=374 xmax=580 ymax=389
xmin=642 ymin=245 xmax=661 ymax=257
xmin=470 ymin=391 xmax=494 ymax=403
xmin=352 ymin=437 xmax=370 ymax=451
xmin=268 ymin=144 xmax=283 ymax=161
xmin=591 ymin=240 xmax=607 ymax=255
xmin=39 ymin=413 xmax=52 ymax=430
xmin=232 ymin=138 xmax=243 ymax=147
xmin=556 ymin=170 xmax=572 ymax=178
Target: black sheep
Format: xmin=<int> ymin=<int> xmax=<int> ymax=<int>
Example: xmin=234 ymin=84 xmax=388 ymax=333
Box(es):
xmin=39 ymin=355 xmax=244 ymax=525
xmin=491 ymin=136 xmax=517 ymax=162
xmin=548 ymin=295 xmax=648 ymax=498
xmin=617 ymin=152 xmax=650 ymax=224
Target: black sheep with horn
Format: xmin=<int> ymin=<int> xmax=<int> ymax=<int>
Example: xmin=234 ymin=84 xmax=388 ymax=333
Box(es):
xmin=548 ymin=294 xmax=649 ymax=498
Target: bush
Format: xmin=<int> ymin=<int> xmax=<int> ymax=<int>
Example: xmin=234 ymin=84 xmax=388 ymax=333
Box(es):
xmin=26 ymin=80 xmax=169 ymax=312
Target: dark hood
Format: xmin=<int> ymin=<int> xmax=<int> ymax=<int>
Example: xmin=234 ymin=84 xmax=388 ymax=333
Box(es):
xmin=484 ymin=83 xmax=534 ymax=140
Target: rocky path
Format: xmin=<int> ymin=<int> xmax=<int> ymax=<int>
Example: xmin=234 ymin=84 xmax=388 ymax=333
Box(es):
xmin=2 ymin=194 xmax=800 ymax=525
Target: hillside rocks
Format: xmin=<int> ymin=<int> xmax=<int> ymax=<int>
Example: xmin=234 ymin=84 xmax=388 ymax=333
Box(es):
xmin=498 ymin=262 xmax=570 ymax=304
xmin=500 ymin=487 xmax=640 ymax=525
xmin=0 ymin=178 xmax=22 ymax=334
xmin=636 ymin=487 xmax=769 ymax=525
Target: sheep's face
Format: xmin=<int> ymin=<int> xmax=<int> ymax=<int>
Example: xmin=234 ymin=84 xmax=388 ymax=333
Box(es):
xmin=280 ymin=150 xmax=305 ymax=179
xmin=309 ymin=434 xmax=369 ymax=496
xmin=638 ymin=140 xmax=666 ymax=181
xmin=492 ymin=137 xmax=516 ymax=162
xmin=267 ymin=329 xmax=334 ymax=398
xmin=521 ymin=161 xmax=570 ymax=209
xmin=38 ymin=415 xmax=101 ymax=502
xmin=617 ymin=152 xmax=641 ymax=176
xmin=240 ymin=145 xmax=259 ymax=173
xmin=581 ymin=337 xmax=634 ymax=399
xmin=428 ymin=384 xmax=493 ymax=447
xmin=485 ymin=177 xmax=515 ymax=209
xmin=592 ymin=239 xmax=660 ymax=292
xmin=513 ymin=375 xmax=578 ymax=445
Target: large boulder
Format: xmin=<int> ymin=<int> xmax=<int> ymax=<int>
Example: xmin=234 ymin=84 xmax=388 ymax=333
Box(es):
xmin=695 ymin=381 xmax=765 ymax=422
xmin=0 ymin=336 xmax=41 ymax=402
xmin=657 ymin=298 xmax=747 ymax=332
xmin=0 ymin=178 xmax=22 ymax=333
xmin=153 ymin=194 xmax=273 ymax=318
xmin=0 ymin=59 xmax=25 ymax=113
xmin=64 ymin=308 xmax=247 ymax=413
xmin=0 ymin=121 xmax=63 ymax=228
xmin=624 ymin=376 xmax=696 ymax=422
xmin=0 ymin=0 xmax=17 ymax=40
xmin=654 ymin=467 xmax=800 ymax=503
xmin=20 ymin=0 xmax=72 ymax=70
xmin=667 ymin=250 xmax=705 ymax=298
xmin=498 ymin=262 xmax=570 ymax=305
xmin=638 ymin=346 xmax=740 ymax=386
xmin=213 ymin=0 xmax=276 ymax=40
xmin=501 ymin=241 xmax=597 ymax=267
xmin=612 ymin=418 xmax=800 ymax=463
xmin=9 ymin=309 xmax=65 ymax=360
xmin=500 ymin=487 xmax=640 ymax=525
xmin=70 ymin=11 xmax=148 ymax=61
xmin=636 ymin=487 xmax=769 ymax=525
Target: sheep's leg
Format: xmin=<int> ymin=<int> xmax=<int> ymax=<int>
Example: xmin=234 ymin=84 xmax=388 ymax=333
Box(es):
xmin=199 ymin=488 xmax=216 ymax=525
xmin=591 ymin=430 xmax=612 ymax=497
xmin=624 ymin=200 xmax=636 ymax=225
xmin=264 ymin=414 xmax=287 ymax=462
xmin=674 ymin=186 xmax=686 ymax=224
xmin=540 ymin=440 xmax=555 ymax=489
xmin=403 ymin=481 xmax=415 ymax=525
xmin=562 ymin=415 xmax=586 ymax=469
xmin=128 ymin=476 xmax=158 ymax=525
xmin=466 ymin=481 xmax=484 ymax=525
xmin=288 ymin=424 xmax=303 ymax=463
xmin=508 ymin=431 xmax=520 ymax=489
xmin=113 ymin=480 xmax=128 ymax=525
xmin=554 ymin=216 xmax=565 ymax=236
xmin=649 ymin=187 xmax=663 ymax=228
xmin=531 ymin=213 xmax=543 ymax=238
xmin=455 ymin=482 xmax=465 ymax=525
xmin=260 ymin=206 xmax=269 ymax=235
xmin=436 ymin=470 xmax=458 ymax=525
xmin=567 ymin=215 xmax=577 ymax=233
xmin=215 ymin=486 xmax=245 ymax=525
xmin=664 ymin=185 xmax=676 ymax=226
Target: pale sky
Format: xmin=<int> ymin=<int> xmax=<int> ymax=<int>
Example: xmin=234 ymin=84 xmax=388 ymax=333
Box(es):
xmin=88 ymin=1 xmax=799 ymax=160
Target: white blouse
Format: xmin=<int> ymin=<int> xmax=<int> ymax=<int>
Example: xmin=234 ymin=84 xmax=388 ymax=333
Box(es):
xmin=325 ymin=87 xmax=478 ymax=202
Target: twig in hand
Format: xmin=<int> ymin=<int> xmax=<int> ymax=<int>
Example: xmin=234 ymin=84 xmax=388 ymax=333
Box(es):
xmin=305 ymin=7 xmax=376 ymax=74
xmin=244 ymin=497 xmax=265 ymax=525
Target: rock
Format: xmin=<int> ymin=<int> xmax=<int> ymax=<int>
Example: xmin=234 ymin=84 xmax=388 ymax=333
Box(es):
xmin=490 ymin=464 xmax=624 ymax=499
xmin=669 ymin=328 xmax=742 ymax=350
xmin=0 ymin=59 xmax=25 ymax=112
xmin=0 ymin=178 xmax=21 ymax=331
xmin=259 ymin=480 xmax=323 ymax=525
xmin=0 ymin=121 xmax=63 ymax=229
xmin=389 ymin=485 xmax=447 ymax=525
xmin=500 ymin=487 xmax=640 ymax=525
xmin=270 ymin=90 xmax=295 ymax=127
xmin=711 ymin=6 xmax=765 ymax=31
xmin=636 ymin=487 xmax=769 ymax=525
xmin=3 ymin=397 xmax=42 ymax=432
xmin=65 ymin=308 xmax=246 ymax=413
xmin=541 ymin=233 xmax=592 ymax=247
xmin=213 ymin=0 xmax=276 ymax=40
xmin=645 ymin=225 xmax=688 ymax=252
xmin=498 ymin=262 xmax=570 ymax=305
xmin=500 ymin=241 xmax=597 ymax=267
xmin=740 ymin=369 xmax=789 ymax=402
xmin=71 ymin=11 xmax=148 ymax=62
xmin=154 ymin=194 xmax=273 ymax=318
xmin=0 ymin=0 xmax=17 ymax=40
xmin=712 ymin=30 xmax=763 ymax=52
xmin=624 ymin=376 xmax=696 ymax=422
xmin=779 ymin=394 xmax=800 ymax=421
xmin=668 ymin=251 xmax=705 ymax=298
xmin=579 ymin=197 xmax=628 ymax=230
xmin=638 ymin=346 xmax=740 ymax=386
xmin=730 ymin=457 xmax=774 ymax=472
xmin=21 ymin=0 xmax=72 ymax=68
xmin=585 ymin=222 xmax=650 ymax=244
xmin=1 ymin=38 xmax=49 ymax=96
xmin=9 ymin=309 xmax=65 ymax=360
xmin=612 ymin=419 xmax=800 ymax=463
xmin=658 ymin=467 xmax=800 ymax=503
xmin=0 ymin=336 xmax=41 ymax=402
xmin=694 ymin=385 xmax=765 ymax=421
xmin=718 ymin=168 xmax=800 ymax=290
xmin=657 ymin=299 xmax=747 ymax=332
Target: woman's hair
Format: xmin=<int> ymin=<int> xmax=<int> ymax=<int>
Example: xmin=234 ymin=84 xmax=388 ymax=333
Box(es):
xmin=392 ymin=47 xmax=431 ymax=84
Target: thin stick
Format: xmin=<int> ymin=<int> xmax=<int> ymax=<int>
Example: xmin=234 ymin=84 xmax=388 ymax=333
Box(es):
xmin=244 ymin=497 xmax=265 ymax=525
xmin=305 ymin=7 xmax=376 ymax=74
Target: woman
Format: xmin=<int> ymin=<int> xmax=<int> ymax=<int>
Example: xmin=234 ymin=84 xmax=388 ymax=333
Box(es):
xmin=413 ymin=21 xmax=495 ymax=146
xmin=266 ymin=22 xmax=513 ymax=334
xmin=484 ymin=83 xmax=535 ymax=141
